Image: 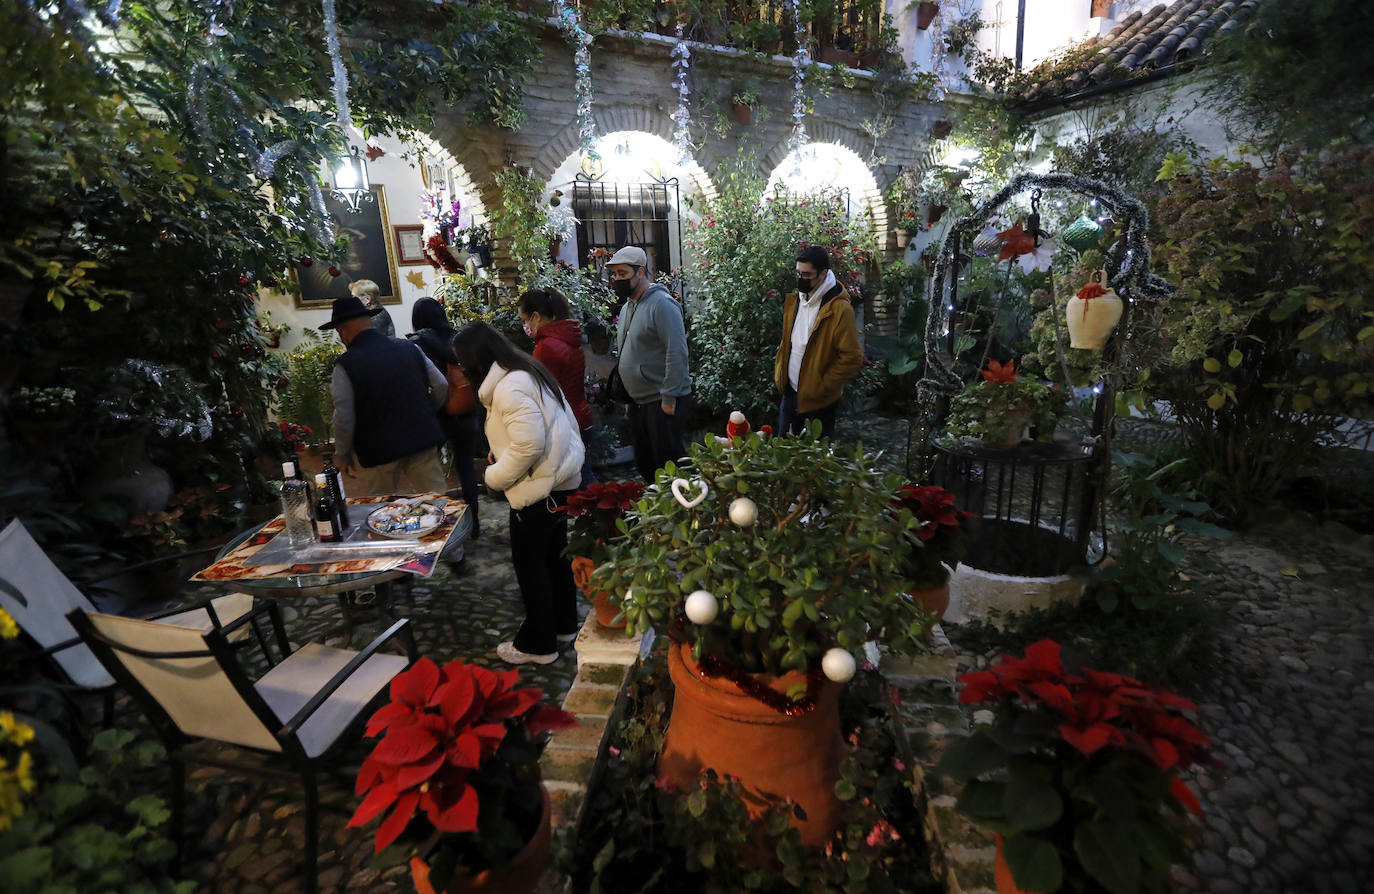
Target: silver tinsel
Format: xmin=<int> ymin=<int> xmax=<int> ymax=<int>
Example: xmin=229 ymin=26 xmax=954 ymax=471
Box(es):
xmin=671 ymin=24 xmax=692 ymax=166
xmin=321 ymin=0 xmax=354 ymax=135
xmin=556 ymin=0 xmax=599 ymax=164
xmin=787 ymin=0 xmax=809 ymax=157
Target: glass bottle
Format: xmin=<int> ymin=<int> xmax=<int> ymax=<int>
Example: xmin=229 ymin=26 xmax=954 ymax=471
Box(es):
xmin=314 ymin=474 xmax=342 ymax=543
xmin=321 ymin=451 xmax=350 ymax=529
xmin=279 ymin=462 xmax=315 ymax=548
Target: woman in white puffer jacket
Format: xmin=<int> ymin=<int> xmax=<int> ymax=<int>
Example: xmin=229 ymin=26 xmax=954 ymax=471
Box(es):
xmin=451 ymin=322 xmax=585 ymax=665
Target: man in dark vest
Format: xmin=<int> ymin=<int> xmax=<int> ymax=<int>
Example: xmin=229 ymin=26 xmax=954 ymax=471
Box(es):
xmin=321 ymin=295 xmax=448 ymax=496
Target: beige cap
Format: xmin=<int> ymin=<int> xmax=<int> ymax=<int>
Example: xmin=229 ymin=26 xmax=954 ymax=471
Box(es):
xmin=607 ymin=245 xmax=648 ymax=268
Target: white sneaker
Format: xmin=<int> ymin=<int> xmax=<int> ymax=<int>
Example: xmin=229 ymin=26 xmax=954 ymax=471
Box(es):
xmin=496 ymin=641 xmax=558 ymax=665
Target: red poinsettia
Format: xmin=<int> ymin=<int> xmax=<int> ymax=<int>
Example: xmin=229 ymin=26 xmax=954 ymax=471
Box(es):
xmin=348 ymin=657 xmax=575 ymax=853
xmin=995 ymin=218 xmax=1037 ymax=261
xmin=557 ymin=480 xmax=645 ymax=559
xmin=892 ymin=484 xmax=974 ymax=587
xmin=980 ymin=358 xmax=1019 ymax=385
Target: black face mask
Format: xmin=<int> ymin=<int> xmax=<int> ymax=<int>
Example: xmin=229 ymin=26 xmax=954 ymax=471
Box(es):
xmin=796 ymin=276 xmax=813 ymax=293
xmin=612 ymin=278 xmax=635 ymax=299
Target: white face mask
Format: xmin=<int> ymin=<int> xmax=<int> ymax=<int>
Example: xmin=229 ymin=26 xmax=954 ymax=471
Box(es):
xmin=522 ymin=320 xmax=536 ymax=338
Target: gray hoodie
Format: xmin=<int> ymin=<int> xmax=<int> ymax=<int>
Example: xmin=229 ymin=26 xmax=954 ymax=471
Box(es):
xmin=616 ymin=282 xmax=691 ymax=406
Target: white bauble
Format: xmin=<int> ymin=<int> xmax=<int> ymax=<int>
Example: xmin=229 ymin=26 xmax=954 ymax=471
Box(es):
xmin=728 ymin=497 xmax=758 ymax=527
xmin=684 ymin=589 xmax=719 ymax=624
xmin=821 ymin=647 xmax=857 ymax=683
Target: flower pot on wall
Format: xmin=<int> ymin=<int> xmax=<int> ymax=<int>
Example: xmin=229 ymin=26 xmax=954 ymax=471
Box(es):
xmin=659 ymin=642 xmax=846 ymax=847
xmin=410 ymin=786 xmax=552 ymax=894
xmin=732 ymin=101 xmax=753 ymax=125
xmin=571 ymin=555 xmax=627 ymax=629
xmin=1091 ymin=0 xmax=1114 ymax=18
xmin=895 ymin=230 xmax=913 ymax=248
xmin=927 ymin=204 xmax=948 ymax=225
xmin=908 ymin=563 xmax=953 ymax=619
xmin=917 ymin=1 xmax=939 ymax=30
xmin=931 ymin=118 xmax=954 ymax=140
xmin=819 ymin=46 xmax=860 ymax=67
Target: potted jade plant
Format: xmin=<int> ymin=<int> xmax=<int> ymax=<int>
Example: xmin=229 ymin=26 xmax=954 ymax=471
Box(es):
xmin=594 ymin=420 xmax=928 ymax=846
xmin=892 ymin=483 xmax=974 ymax=619
xmin=558 ymin=480 xmax=645 ymax=628
xmin=943 ymin=359 xmax=1066 ymax=448
xmin=349 ymin=657 xmax=576 ymax=894
xmin=937 ymin=640 xmax=1209 ymax=894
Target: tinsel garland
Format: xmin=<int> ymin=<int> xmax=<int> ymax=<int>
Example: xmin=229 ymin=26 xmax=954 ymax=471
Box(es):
xmin=786 ymin=0 xmax=809 ymax=158
xmin=696 ymin=653 xmax=822 ymax=717
xmin=927 ymin=8 xmax=948 ymax=102
xmin=916 ymin=171 xmax=1176 ymax=405
xmin=670 ymin=22 xmax=692 ymax=166
xmin=555 ymin=0 xmax=600 ymax=165
xmin=321 ymin=0 xmax=355 ymax=138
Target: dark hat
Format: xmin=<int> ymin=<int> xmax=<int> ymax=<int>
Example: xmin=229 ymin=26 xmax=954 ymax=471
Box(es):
xmin=318 ymin=294 xmax=383 ymax=330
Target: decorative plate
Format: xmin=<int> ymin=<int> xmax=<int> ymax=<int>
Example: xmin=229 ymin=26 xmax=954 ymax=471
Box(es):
xmin=365 ymin=500 xmax=447 ymax=539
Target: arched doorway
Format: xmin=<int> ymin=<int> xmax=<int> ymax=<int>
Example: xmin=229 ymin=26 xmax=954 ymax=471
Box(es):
xmin=763 ymin=142 xmax=887 ymax=236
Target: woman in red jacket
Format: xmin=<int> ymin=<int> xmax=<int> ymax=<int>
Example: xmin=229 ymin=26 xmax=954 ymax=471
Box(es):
xmin=518 ymin=288 xmax=595 ymax=485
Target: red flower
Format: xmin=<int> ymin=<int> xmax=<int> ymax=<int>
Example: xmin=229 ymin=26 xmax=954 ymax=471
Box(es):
xmin=328 ymin=266 xmax=341 ymax=277
xmin=981 ymin=359 xmax=1019 ymax=385
xmin=892 ymin=484 xmax=973 ymax=541
xmin=996 ymin=219 xmax=1037 ymax=260
xmin=348 ymin=658 xmax=575 ymax=853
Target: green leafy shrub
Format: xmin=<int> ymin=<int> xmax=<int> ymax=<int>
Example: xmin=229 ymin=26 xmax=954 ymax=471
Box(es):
xmin=279 ymin=333 xmax=344 ymax=446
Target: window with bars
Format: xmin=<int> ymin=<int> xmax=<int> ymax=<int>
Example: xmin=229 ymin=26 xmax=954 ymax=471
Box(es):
xmin=571 ymin=176 xmax=680 ymax=277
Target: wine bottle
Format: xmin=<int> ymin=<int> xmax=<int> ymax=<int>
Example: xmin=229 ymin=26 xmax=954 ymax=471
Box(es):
xmin=279 ymin=462 xmax=315 ymax=547
xmin=314 ymin=474 xmax=342 ymax=543
xmin=321 ymin=452 xmax=350 ymax=529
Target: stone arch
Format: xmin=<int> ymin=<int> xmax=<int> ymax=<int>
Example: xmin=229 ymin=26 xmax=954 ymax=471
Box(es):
xmin=762 ymin=141 xmax=889 ymax=236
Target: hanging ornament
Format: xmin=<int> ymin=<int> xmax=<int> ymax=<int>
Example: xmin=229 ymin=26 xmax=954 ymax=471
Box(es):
xmin=728 ymin=497 xmax=758 ymax=528
xmin=670 ymin=21 xmax=692 ymax=166
xmin=1061 ymin=214 xmax=1104 ymax=253
xmin=1065 ymin=271 xmax=1123 ymax=350
xmin=684 ymin=590 xmax=719 ymax=625
xmin=671 ymin=477 xmax=709 ymax=508
xmin=821 ymin=647 xmax=857 ymax=683
xmin=787 ymin=0 xmax=809 ymax=158
xmin=726 ymin=410 xmax=751 ymax=440
xmin=556 ymin=0 xmax=600 ymax=168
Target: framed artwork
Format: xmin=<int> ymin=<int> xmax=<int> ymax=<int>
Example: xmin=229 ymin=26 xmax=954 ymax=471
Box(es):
xmin=293 ymin=184 xmax=401 ymax=308
xmin=393 ymin=225 xmax=427 ymax=265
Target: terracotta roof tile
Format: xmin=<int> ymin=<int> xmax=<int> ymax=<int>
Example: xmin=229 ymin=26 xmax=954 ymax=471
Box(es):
xmin=1007 ymin=0 xmax=1259 ymax=102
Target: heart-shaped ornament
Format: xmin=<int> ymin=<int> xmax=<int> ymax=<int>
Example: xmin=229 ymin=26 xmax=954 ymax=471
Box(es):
xmin=670 ymin=477 xmax=709 ymax=508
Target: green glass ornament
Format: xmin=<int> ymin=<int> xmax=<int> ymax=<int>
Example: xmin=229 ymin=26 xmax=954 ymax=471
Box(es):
xmin=1061 ymin=214 xmax=1103 ymax=253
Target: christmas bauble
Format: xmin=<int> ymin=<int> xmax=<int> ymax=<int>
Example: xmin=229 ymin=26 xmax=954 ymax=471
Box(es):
xmin=821 ymin=648 xmax=857 ymax=683
xmin=1061 ymin=214 xmax=1103 ymax=253
xmin=684 ymin=589 xmax=719 ymax=624
xmin=728 ymin=497 xmax=758 ymax=527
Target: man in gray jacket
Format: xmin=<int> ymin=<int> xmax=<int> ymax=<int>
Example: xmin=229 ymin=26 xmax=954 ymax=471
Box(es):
xmin=609 ymin=245 xmax=691 ymax=482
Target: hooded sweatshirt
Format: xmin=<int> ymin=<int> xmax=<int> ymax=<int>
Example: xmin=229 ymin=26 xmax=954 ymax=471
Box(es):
xmin=615 ymin=282 xmax=691 ymax=406
xmin=532 ymin=318 xmax=593 ymax=429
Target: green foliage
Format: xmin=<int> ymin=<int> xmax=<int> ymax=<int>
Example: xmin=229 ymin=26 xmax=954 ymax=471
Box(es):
xmin=279 ymin=333 xmax=344 ymax=446
xmin=942 ymin=370 xmax=1066 ymax=446
xmin=0 ymin=728 xmax=191 ymax=894
xmin=1090 ymin=451 xmax=1228 ymax=614
xmin=527 ymin=263 xmax=614 ymax=325
xmin=489 ymin=168 xmax=550 ymax=287
xmin=1142 ymin=148 xmax=1374 ymax=517
xmin=594 ymin=426 xmax=930 ymax=676
xmin=563 ymin=644 xmax=941 ymax=893
xmin=687 ymin=155 xmax=875 ymax=420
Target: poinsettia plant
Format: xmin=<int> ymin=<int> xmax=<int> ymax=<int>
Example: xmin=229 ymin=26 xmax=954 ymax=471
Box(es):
xmin=557 ymin=480 xmax=646 ymax=561
xmin=891 ymin=484 xmax=975 ymax=588
xmin=937 ymin=640 xmax=1209 ymax=894
xmin=348 ymin=657 xmax=576 ymax=889
xmin=943 ymin=359 xmax=1066 ymax=447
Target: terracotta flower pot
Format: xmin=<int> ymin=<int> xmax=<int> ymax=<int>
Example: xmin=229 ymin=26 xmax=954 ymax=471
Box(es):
xmin=908 ymin=564 xmax=952 ymax=619
xmin=659 ymin=642 xmax=846 ymax=846
xmin=895 ymin=230 xmax=913 ymax=248
xmin=732 ymin=101 xmax=753 ymax=125
xmin=571 ymin=555 xmax=626 ymax=628
xmin=917 ymin=1 xmax=939 ymax=30
xmin=994 ymin=834 xmax=1035 ymax=894
xmin=411 ymin=786 xmax=552 ymax=894
xmin=927 ymin=203 xmax=948 ymax=225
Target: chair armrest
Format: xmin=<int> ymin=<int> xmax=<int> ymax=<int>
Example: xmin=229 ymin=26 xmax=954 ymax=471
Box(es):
xmin=277 ymin=619 xmax=415 ymax=739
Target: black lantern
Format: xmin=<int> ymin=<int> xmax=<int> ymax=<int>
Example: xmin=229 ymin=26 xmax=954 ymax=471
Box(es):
xmin=330 ymin=145 xmax=373 ymax=213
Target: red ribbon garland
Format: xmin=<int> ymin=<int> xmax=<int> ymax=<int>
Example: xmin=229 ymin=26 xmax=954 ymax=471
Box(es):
xmin=1076 ymin=282 xmax=1108 ymax=301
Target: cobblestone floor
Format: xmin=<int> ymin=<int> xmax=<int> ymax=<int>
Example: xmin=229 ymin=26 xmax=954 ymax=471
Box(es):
xmin=124 ymin=413 xmax=1374 ymax=892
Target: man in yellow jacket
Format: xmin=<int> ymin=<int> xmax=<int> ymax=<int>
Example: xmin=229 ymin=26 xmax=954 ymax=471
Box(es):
xmin=773 ymin=245 xmax=864 ymax=438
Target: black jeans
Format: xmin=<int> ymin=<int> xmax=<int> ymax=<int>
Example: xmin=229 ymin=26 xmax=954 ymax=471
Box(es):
xmin=778 ymin=385 xmax=837 ymax=439
xmin=628 ymin=394 xmax=692 ymax=483
xmin=443 ymin=411 xmax=480 ymax=529
xmin=509 ymin=490 xmax=579 ymax=655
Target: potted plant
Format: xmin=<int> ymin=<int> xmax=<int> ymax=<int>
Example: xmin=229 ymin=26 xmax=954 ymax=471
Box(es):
xmin=937 ymin=639 xmax=1209 ymax=894
xmin=894 ymin=210 xmax=919 ymax=248
xmin=349 ymin=657 xmax=576 ymax=894
xmin=729 ymin=85 xmax=760 ymax=125
xmin=943 ymin=359 xmax=1066 ymax=448
xmin=916 ymin=1 xmax=939 ymax=30
xmin=594 ymin=421 xmax=929 ymax=845
xmin=891 ymin=483 xmax=973 ymax=618
xmin=279 ymin=333 xmax=344 ymax=448
xmin=557 ymin=480 xmax=646 ymax=628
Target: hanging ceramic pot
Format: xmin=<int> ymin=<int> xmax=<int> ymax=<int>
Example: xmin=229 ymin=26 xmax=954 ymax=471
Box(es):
xmin=1065 ymin=272 xmax=1123 ymax=350
xmin=895 ymin=230 xmax=912 ymax=248
xmin=1061 ymin=214 xmax=1104 ymax=253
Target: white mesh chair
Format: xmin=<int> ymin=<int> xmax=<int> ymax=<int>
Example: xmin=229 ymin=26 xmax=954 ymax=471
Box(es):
xmin=0 ymin=518 xmax=256 ymax=721
xmin=67 ymin=603 xmax=415 ymax=894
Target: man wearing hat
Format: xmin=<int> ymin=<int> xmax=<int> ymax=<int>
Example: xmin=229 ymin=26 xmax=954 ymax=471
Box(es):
xmin=321 ymin=294 xmax=449 ymax=496
xmin=608 ymin=245 xmax=691 ymax=482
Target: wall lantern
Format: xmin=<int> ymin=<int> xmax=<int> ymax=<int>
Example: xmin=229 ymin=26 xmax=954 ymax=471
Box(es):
xmin=331 ymin=145 xmax=374 ymax=213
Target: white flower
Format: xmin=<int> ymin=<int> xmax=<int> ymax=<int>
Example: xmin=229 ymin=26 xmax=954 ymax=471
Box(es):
xmin=1016 ymin=235 xmax=1059 ymax=274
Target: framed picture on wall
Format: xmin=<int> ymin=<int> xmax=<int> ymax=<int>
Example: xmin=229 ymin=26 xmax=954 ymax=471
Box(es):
xmin=393 ymin=225 xmax=427 ymax=265
xmin=292 ymin=184 xmax=402 ymax=308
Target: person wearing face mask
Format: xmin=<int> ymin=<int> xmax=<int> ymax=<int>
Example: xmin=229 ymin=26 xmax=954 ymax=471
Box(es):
xmin=518 ymin=288 xmax=595 ymax=485
xmin=773 ymin=245 xmax=863 ymax=439
xmin=608 ymin=245 xmax=692 ymax=482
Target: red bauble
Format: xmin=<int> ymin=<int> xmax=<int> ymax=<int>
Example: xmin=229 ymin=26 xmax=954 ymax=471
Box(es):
xmin=299 ymin=257 xmax=313 ymax=267
xmin=328 ymin=266 xmax=341 ymax=277
xmin=237 ymin=275 xmax=251 ymax=286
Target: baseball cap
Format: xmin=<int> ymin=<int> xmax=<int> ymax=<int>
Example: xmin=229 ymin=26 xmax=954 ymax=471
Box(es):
xmin=607 ymin=245 xmax=648 ymax=268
